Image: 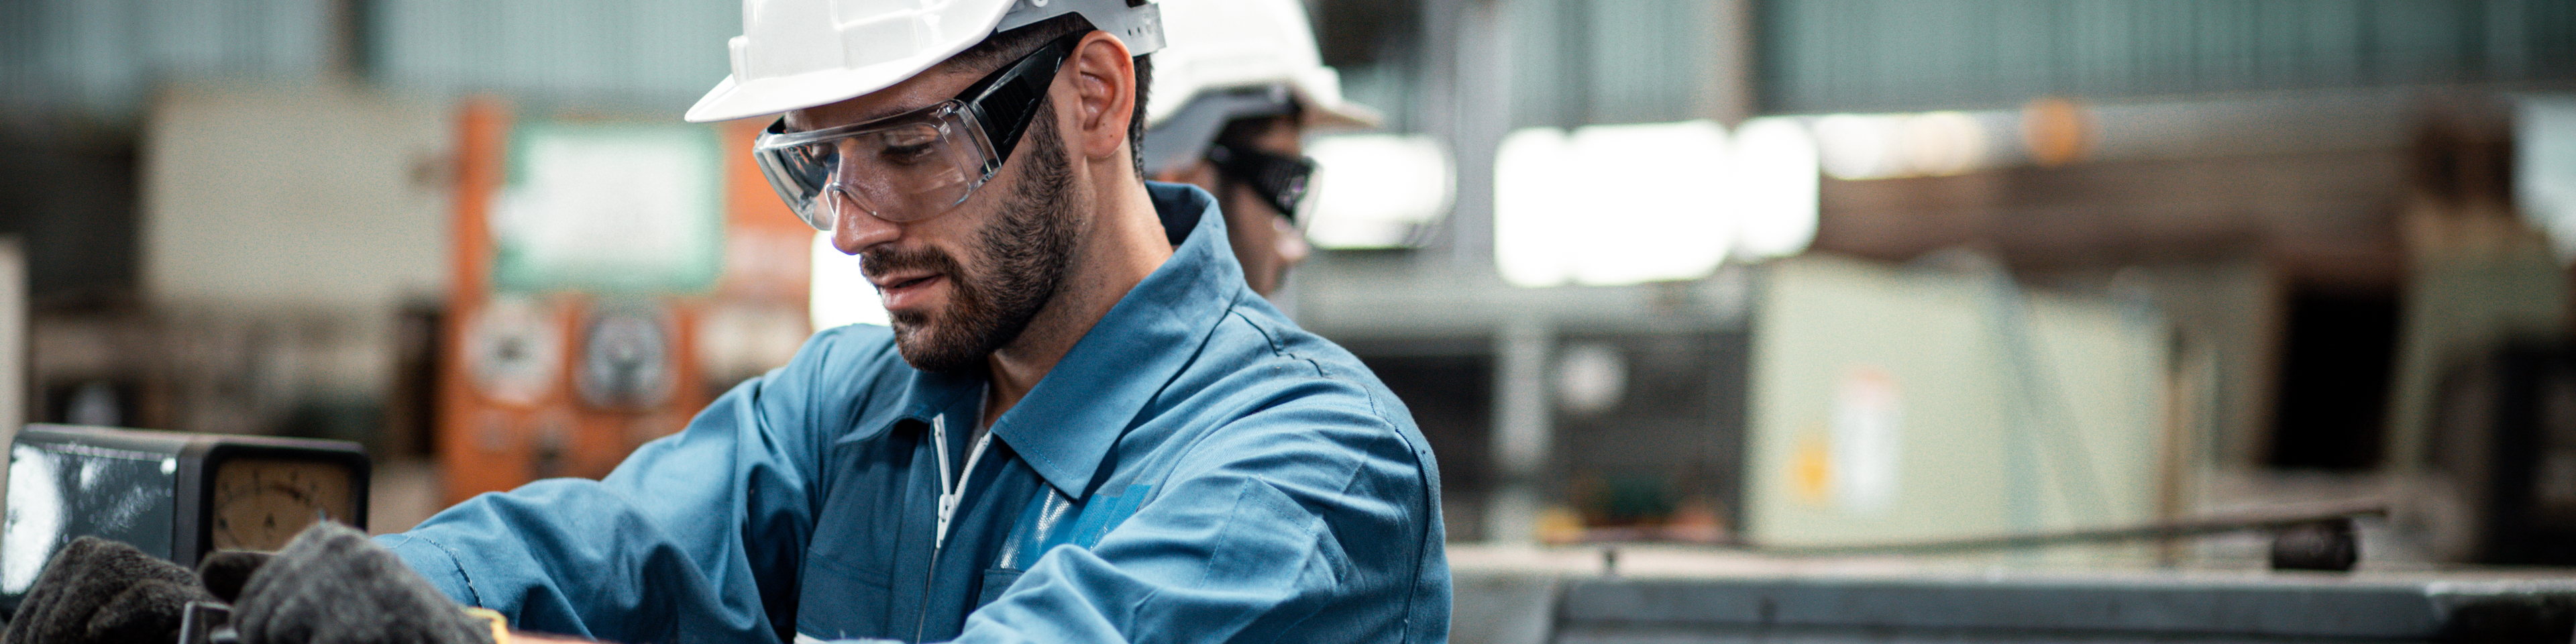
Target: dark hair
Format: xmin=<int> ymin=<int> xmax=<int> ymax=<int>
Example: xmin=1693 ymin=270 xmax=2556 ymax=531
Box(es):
xmin=953 ymin=14 xmax=1155 ymax=180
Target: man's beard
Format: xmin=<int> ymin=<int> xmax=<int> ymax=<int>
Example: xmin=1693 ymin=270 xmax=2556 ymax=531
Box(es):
xmin=863 ymin=101 xmax=1081 ymax=374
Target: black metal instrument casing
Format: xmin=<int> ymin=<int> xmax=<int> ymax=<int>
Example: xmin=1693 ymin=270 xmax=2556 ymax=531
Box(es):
xmin=0 ymin=425 xmax=368 ymax=615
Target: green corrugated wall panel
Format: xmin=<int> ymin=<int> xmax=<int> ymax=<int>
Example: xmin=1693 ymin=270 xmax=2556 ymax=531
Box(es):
xmin=0 ymin=0 xmax=737 ymax=122
xmin=1760 ymin=0 xmax=2576 ymax=114
xmin=371 ymin=0 xmax=735 ymax=117
xmin=1505 ymin=0 xmax=1720 ymax=127
xmin=0 ymin=0 xmax=334 ymax=120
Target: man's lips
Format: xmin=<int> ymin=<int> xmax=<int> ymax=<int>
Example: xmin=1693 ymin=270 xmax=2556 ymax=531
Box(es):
xmin=875 ymin=274 xmax=935 ymax=290
xmin=872 ymin=272 xmax=946 ymax=310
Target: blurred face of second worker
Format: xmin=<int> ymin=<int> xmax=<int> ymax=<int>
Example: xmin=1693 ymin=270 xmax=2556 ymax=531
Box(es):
xmin=1152 ymin=115 xmax=1311 ymax=297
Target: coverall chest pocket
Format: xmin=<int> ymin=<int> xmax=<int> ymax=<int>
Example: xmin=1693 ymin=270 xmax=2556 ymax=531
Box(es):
xmin=797 ymin=446 xmax=917 ymax=639
xmin=797 ymin=547 xmax=897 ymax=639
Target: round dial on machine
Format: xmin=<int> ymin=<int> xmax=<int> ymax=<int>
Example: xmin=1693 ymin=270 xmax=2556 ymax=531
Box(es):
xmin=209 ymin=458 xmax=361 ymax=551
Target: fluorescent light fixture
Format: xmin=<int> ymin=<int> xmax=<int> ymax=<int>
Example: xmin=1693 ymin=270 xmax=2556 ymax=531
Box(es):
xmin=1495 ymin=120 xmax=1735 ymax=288
xmin=1900 ymin=111 xmax=1990 ymax=176
xmin=1813 ymin=111 xmax=2005 ymax=180
xmin=1813 ymin=113 xmax=1905 ymax=180
xmin=810 ymin=231 xmax=888 ymax=331
xmin=1494 ymin=127 xmax=1576 ymax=288
xmin=1303 ymin=134 xmax=1455 ymax=250
xmin=1732 ymin=117 xmax=1821 ymax=260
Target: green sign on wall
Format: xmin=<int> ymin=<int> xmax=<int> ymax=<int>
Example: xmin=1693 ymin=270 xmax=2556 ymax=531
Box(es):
xmin=491 ymin=122 xmax=722 ymax=294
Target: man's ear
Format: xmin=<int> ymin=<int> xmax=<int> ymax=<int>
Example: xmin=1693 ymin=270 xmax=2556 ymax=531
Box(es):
xmin=1060 ymin=31 xmax=1136 ymax=162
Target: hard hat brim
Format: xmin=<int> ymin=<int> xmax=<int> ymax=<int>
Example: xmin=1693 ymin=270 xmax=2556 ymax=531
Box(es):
xmin=1140 ymin=85 xmax=1383 ymax=176
xmin=1303 ymin=93 xmax=1382 ymax=131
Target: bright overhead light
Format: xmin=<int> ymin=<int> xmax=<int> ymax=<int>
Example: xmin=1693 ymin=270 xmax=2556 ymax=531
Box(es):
xmin=1813 ymin=113 xmax=1905 ymax=180
xmin=1497 ymin=118 xmax=1821 ymax=287
xmin=1900 ymin=111 xmax=1989 ymax=176
xmin=1494 ymin=127 xmax=1577 ymax=288
xmin=1303 ymin=134 xmax=1454 ymax=250
xmin=1732 ymin=117 xmax=1820 ymax=260
xmin=1496 ymin=120 xmax=1734 ymax=288
xmin=1813 ymin=111 xmax=2003 ymax=180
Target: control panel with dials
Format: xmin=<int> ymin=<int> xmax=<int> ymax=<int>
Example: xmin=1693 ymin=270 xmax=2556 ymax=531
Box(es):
xmin=0 ymin=425 xmax=368 ymax=614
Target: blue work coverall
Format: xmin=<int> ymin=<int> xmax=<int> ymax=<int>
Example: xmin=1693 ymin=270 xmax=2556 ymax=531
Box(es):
xmin=379 ymin=184 xmax=1451 ymax=644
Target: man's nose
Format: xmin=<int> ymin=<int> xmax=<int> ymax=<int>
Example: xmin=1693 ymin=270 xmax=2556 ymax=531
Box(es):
xmin=832 ymin=199 xmax=902 ymax=255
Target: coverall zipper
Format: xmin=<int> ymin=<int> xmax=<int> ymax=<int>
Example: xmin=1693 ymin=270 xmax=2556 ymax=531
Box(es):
xmin=914 ymin=413 xmax=994 ymax=642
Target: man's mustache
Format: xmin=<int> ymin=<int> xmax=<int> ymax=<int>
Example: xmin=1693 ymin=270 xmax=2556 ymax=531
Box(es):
xmin=861 ymin=246 xmax=965 ymax=283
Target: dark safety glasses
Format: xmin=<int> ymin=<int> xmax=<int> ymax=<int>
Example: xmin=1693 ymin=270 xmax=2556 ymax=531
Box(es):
xmin=752 ymin=31 xmax=1087 ymax=230
xmin=1204 ymin=142 xmax=1319 ymax=223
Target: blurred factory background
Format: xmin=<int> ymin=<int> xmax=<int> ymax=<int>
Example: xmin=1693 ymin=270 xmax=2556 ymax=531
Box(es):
xmin=1 ymin=0 xmax=2574 ymax=580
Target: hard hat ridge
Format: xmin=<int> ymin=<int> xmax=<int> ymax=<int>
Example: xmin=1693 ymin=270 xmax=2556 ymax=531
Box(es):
xmin=685 ymin=0 xmax=1163 ymax=123
xmin=998 ymin=0 xmax=1165 ymax=58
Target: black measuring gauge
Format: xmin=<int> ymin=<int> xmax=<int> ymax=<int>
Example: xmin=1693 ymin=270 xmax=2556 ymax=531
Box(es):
xmin=1 ymin=425 xmax=368 ymax=612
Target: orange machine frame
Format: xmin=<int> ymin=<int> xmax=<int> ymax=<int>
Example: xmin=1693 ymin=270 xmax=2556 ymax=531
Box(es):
xmin=437 ymin=99 xmax=812 ymax=505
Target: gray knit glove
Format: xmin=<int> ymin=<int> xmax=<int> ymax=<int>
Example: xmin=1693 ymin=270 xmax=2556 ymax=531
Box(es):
xmin=3 ymin=537 xmax=215 ymax=644
xmin=227 ymin=523 xmax=493 ymax=644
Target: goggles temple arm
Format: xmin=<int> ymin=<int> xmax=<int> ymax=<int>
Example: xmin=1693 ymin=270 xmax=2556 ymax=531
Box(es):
xmin=959 ymin=32 xmax=1089 ymax=176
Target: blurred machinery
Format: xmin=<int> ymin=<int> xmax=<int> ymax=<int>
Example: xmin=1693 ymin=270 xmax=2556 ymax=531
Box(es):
xmin=1743 ymin=254 xmax=2167 ymax=554
xmin=2425 ymin=344 xmax=2576 ymax=566
xmin=435 ymin=101 xmax=812 ymax=504
xmin=1298 ymin=250 xmax=2175 ymax=558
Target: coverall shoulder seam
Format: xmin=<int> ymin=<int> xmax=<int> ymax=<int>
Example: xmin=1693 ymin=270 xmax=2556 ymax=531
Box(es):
xmin=383 ymin=533 xmax=486 ymax=609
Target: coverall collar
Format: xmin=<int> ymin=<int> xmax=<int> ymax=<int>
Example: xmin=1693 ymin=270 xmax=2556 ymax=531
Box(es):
xmin=862 ymin=182 xmax=1242 ymax=498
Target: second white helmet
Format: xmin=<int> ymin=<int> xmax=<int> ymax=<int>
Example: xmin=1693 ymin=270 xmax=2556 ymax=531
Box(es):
xmin=1138 ymin=0 xmax=1378 ymax=174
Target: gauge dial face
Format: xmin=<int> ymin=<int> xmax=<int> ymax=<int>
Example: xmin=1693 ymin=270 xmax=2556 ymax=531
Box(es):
xmin=210 ymin=458 xmax=358 ymax=551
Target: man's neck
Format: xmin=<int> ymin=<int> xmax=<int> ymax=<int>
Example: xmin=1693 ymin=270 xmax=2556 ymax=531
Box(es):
xmin=981 ymin=176 xmax=1171 ymax=429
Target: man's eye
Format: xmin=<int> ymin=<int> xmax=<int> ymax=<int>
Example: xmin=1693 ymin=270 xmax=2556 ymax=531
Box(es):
xmin=879 ymin=144 xmax=937 ymax=164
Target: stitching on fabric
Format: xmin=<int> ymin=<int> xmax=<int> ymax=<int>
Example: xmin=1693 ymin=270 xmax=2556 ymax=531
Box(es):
xmin=395 ymin=533 xmax=487 ymax=609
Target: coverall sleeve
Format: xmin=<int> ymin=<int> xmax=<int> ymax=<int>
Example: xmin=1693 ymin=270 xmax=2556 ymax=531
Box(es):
xmin=957 ymin=388 xmax=1442 ymax=644
xmin=379 ymin=326 xmax=884 ymax=644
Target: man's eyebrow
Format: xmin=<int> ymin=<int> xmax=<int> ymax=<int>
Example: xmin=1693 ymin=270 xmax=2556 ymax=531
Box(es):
xmin=789 ymin=103 xmax=935 ymax=133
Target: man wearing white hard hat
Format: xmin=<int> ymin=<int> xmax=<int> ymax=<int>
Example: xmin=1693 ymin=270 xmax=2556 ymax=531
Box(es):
xmin=1 ymin=1 xmax=1449 ymax=643
xmin=1138 ymin=0 xmax=1380 ymax=297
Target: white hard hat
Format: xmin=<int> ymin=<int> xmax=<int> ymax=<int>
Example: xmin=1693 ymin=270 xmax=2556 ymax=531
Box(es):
xmin=1138 ymin=0 xmax=1379 ymax=174
xmin=685 ymin=0 xmax=1166 ymax=123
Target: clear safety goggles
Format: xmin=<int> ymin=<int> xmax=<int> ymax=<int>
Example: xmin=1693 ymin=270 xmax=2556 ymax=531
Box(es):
xmin=753 ymin=32 xmax=1084 ymax=230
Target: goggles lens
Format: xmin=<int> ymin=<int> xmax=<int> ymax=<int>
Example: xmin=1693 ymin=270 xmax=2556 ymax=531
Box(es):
xmin=755 ymin=103 xmax=996 ymax=229
xmin=1205 ymin=142 xmax=1320 ymax=223
xmin=751 ymin=32 xmax=1085 ymax=231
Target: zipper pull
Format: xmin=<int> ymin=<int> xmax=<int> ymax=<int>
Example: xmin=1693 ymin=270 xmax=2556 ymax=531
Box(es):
xmin=933 ymin=415 xmax=955 ymax=547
